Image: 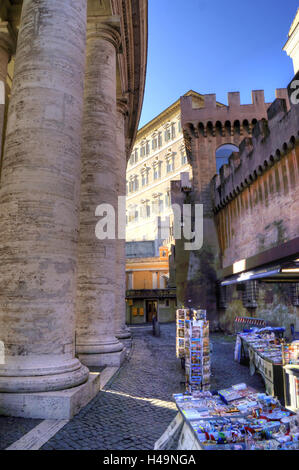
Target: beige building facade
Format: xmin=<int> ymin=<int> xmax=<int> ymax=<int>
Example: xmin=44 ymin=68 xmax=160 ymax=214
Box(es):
xmin=126 ymin=91 xmax=205 ymax=244
xmin=0 ymin=0 xmax=147 ymax=419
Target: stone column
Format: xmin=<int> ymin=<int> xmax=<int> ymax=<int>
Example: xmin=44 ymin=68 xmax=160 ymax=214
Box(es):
xmin=0 ymin=0 xmax=89 ymax=393
xmin=0 ymin=22 xmax=15 ymax=166
xmin=75 ymin=18 xmax=125 ymax=366
xmin=115 ymin=99 xmax=131 ymax=339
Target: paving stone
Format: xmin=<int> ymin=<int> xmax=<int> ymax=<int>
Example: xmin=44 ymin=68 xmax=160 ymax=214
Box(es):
xmin=0 ymin=325 xmax=266 ymax=450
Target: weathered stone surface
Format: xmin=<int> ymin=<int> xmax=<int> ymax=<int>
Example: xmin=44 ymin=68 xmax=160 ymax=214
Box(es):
xmin=0 ymin=0 xmax=89 ymax=393
xmin=174 ymin=89 xmax=290 ymax=325
xmin=0 ymin=20 xmax=16 ymax=167
xmin=0 ymin=0 xmax=148 ymax=419
xmin=39 ymin=325 xmax=264 ymax=450
xmin=115 ymin=100 xmax=131 ymax=339
xmin=0 ymin=372 xmax=101 ymax=420
xmin=75 ymin=18 xmax=124 ymax=365
xmin=212 ymin=100 xmax=299 ymax=270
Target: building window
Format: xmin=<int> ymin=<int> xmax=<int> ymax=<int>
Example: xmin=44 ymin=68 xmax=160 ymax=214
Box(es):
xmin=171 ymin=123 xmax=176 ymax=139
xmin=146 ymin=204 xmax=151 ymax=218
xmin=164 ymin=126 xmax=171 ymax=142
xmin=130 ymin=149 xmax=138 ymax=165
xmin=153 ymin=161 xmax=161 ymax=180
xmin=140 ymin=140 xmax=150 ymax=157
xmin=128 ymin=205 xmax=139 ymax=224
xmin=129 ymin=175 xmax=139 ymax=193
xmin=178 ymin=120 xmax=182 ymax=133
xmin=165 ymin=191 xmax=170 ymax=208
xmin=141 ymin=170 xmax=149 ymax=187
xmin=154 ymin=167 xmax=159 ymax=180
xmin=146 ymin=140 xmax=150 ymax=156
xmin=140 ymin=200 xmax=151 ymax=219
xmin=152 ymin=132 xmax=162 ymax=151
xmin=158 ymin=132 xmax=162 ymax=148
xmin=166 ymin=155 xmax=174 ymax=173
xmin=152 ymin=136 xmax=158 ymax=151
xmin=165 ymin=123 xmax=176 ymax=142
xmin=181 ymin=151 xmax=187 ymax=166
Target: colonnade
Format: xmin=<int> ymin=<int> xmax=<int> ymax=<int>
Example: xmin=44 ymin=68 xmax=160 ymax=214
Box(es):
xmin=0 ymin=0 xmax=133 ymax=397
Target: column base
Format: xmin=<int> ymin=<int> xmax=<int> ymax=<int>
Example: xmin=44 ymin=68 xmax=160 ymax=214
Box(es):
xmin=115 ymin=327 xmax=131 ymax=339
xmin=0 ymin=356 xmax=89 ymax=393
xmin=0 ymin=372 xmax=101 ymax=420
xmin=78 ymin=348 xmax=126 ymax=367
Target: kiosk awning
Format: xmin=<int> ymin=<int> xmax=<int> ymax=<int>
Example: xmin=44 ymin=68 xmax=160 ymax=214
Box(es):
xmin=221 ymin=259 xmax=299 ymax=286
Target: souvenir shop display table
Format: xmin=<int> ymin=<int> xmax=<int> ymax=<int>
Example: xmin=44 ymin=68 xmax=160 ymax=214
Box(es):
xmin=154 ymin=383 xmax=299 ymax=450
xmin=235 ymin=328 xmax=287 ymax=404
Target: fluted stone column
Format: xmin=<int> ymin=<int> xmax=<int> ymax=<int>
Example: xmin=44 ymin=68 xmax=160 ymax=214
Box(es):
xmin=115 ymin=99 xmax=131 ymax=339
xmin=75 ymin=18 xmax=124 ymax=366
xmin=0 ymin=0 xmax=89 ymax=393
xmin=0 ymin=22 xmax=15 ymax=165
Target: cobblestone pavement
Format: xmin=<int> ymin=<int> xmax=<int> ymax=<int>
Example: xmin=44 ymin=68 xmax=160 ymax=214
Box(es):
xmin=0 ymin=417 xmax=42 ymax=450
xmin=41 ymin=324 xmax=184 ymax=450
xmin=209 ymin=333 xmax=265 ymax=392
xmin=0 ymin=324 xmax=266 ymax=450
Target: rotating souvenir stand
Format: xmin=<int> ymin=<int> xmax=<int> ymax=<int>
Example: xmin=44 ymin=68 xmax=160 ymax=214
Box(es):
xmin=185 ymin=317 xmax=210 ymax=393
xmin=175 ymin=309 xmax=186 ymax=360
xmin=175 ymin=308 xmax=206 ymax=362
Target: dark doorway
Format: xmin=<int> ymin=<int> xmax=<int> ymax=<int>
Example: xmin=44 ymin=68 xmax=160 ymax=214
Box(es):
xmin=146 ymin=300 xmax=158 ymax=323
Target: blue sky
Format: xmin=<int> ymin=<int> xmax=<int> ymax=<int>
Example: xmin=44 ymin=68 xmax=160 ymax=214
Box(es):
xmin=138 ymin=0 xmax=298 ymax=128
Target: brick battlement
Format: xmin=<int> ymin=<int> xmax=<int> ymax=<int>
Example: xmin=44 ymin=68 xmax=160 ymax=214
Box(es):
xmin=181 ymin=89 xmax=290 ymax=137
xmin=212 ymin=98 xmax=299 ymax=212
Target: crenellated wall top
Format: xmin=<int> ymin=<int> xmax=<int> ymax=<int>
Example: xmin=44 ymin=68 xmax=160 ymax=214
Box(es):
xmin=181 ymin=89 xmax=290 ymax=138
xmin=211 ymin=96 xmax=299 ymax=212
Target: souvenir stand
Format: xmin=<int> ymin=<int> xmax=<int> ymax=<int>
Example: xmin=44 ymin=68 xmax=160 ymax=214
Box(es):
xmin=284 ymin=341 xmax=299 ymax=412
xmin=176 ymin=308 xmax=210 ymax=390
xmin=155 ymin=383 xmax=299 ymax=450
xmin=176 ymin=309 xmax=186 ymax=366
xmin=184 ymin=311 xmax=210 ymax=393
xmin=155 ymin=314 xmax=299 ymax=450
xmin=235 ymin=328 xmax=299 ymax=406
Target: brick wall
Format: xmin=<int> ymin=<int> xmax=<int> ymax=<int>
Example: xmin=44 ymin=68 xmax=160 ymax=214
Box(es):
xmin=215 ymin=145 xmax=299 ymax=268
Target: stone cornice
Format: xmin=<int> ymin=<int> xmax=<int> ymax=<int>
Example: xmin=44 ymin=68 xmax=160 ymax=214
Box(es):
xmin=86 ymin=16 xmax=122 ymax=51
xmin=288 ymin=7 xmax=299 ymax=38
xmin=283 ymin=22 xmax=299 ymax=55
xmin=122 ymin=0 xmax=148 ymax=159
